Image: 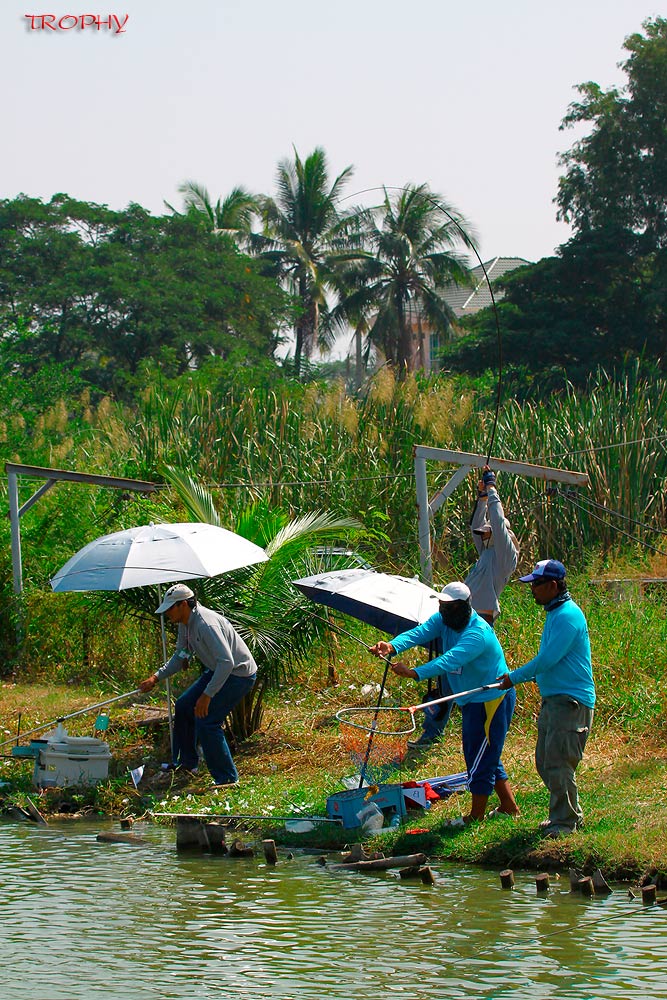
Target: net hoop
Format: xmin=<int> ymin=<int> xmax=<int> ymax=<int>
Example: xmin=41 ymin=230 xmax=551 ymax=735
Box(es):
xmin=335 ymin=706 xmax=417 ymax=736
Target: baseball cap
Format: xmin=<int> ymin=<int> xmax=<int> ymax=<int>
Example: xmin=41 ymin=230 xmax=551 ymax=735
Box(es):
xmin=519 ymin=559 xmax=566 ymax=584
xmin=431 ymin=581 xmax=471 ymax=602
xmin=155 ymin=583 xmax=195 ymax=614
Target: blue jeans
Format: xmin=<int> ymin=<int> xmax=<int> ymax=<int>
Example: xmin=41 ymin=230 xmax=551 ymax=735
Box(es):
xmin=172 ymin=670 xmax=256 ymax=784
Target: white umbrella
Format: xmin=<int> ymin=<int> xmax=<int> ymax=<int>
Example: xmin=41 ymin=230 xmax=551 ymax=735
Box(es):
xmin=292 ymin=567 xmax=440 ymax=639
xmin=51 ymin=522 xmax=267 ymax=592
xmin=51 ymin=522 xmax=268 ymax=743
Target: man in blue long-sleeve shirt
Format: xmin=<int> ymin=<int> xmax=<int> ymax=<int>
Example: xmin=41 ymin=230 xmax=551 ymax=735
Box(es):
xmin=370 ymin=582 xmax=520 ymax=824
xmin=498 ymin=559 xmax=595 ymax=838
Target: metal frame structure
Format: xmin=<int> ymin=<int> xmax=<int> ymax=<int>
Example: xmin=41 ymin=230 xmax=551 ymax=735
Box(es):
xmin=6 ymin=462 xmax=157 ymax=594
xmin=414 ymin=446 xmax=590 ymax=584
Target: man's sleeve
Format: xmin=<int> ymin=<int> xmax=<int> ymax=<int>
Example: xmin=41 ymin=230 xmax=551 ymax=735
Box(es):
xmin=509 ymin=618 xmax=578 ymax=686
xmin=414 ymin=628 xmax=486 ymax=679
xmin=390 ymin=615 xmax=442 ymax=656
xmin=470 ymin=499 xmax=487 ymax=555
xmin=155 ymin=624 xmax=189 ymax=680
xmin=487 ymin=490 xmax=518 ymax=573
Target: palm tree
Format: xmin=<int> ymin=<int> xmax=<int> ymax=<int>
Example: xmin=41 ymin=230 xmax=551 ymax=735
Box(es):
xmin=336 ymin=185 xmax=476 ymax=376
xmin=168 ymin=181 xmax=259 ymax=247
xmin=256 ymin=147 xmax=356 ymax=376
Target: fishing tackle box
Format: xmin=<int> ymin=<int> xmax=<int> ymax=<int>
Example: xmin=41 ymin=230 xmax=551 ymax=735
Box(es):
xmin=326 ymin=783 xmax=406 ymax=829
xmin=31 ymin=733 xmax=111 ymax=788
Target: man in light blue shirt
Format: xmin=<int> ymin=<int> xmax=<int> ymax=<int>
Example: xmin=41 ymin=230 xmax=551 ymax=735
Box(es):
xmin=498 ymin=559 xmax=595 ymax=837
xmin=371 ymin=582 xmax=520 ymax=824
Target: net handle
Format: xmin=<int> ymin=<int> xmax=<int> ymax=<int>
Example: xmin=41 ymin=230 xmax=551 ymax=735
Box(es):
xmin=335 ymin=706 xmax=417 ymax=736
xmin=408 ymin=681 xmax=503 ymax=714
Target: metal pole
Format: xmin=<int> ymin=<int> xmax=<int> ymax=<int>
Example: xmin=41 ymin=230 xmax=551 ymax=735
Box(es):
xmin=8 ymin=469 xmax=22 ymax=595
xmin=157 ymin=584 xmax=175 ymax=749
xmin=414 ymin=450 xmax=433 ymax=584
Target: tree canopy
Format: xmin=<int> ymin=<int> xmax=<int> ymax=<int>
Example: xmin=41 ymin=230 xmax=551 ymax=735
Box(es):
xmin=557 ymin=17 xmax=667 ymax=249
xmin=445 ymin=17 xmax=667 ymax=393
xmin=0 ymin=194 xmax=291 ymax=399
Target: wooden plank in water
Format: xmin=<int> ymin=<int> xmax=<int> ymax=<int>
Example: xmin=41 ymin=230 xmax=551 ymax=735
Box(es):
xmin=96 ymin=832 xmax=148 ymax=845
xmin=328 ymin=853 xmax=427 ymax=871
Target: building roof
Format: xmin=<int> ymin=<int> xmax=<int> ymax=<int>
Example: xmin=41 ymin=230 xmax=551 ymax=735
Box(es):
xmin=444 ymin=256 xmax=532 ymax=318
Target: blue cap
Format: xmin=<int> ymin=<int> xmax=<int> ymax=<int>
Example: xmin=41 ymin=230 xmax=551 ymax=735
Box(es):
xmin=519 ymin=559 xmax=566 ymax=583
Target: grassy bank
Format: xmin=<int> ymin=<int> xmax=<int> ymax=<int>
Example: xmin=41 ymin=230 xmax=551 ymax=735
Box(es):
xmin=2 ymin=596 xmax=667 ymax=886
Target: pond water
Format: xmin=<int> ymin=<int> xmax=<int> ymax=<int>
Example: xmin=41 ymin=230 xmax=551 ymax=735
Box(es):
xmin=1 ymin=818 xmax=666 ymax=1000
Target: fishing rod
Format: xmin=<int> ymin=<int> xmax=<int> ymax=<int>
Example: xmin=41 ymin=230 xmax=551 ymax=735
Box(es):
xmin=0 ymin=688 xmax=141 ymax=750
xmin=303 ymin=605 xmax=395 ymax=666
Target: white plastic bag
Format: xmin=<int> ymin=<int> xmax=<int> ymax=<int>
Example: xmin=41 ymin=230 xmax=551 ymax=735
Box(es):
xmin=356 ymin=801 xmax=384 ymax=832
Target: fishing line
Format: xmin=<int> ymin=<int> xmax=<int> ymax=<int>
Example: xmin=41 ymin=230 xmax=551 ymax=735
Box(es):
xmin=333 ymin=183 xmax=505 ymax=747
xmin=539 ymin=432 xmax=667 ymax=463
xmin=567 ymin=491 xmax=667 ymax=537
xmin=556 ymin=489 xmax=667 ymax=556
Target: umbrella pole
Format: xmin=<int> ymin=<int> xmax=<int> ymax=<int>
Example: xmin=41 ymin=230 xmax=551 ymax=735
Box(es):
xmin=156 ymin=585 xmax=175 ymax=751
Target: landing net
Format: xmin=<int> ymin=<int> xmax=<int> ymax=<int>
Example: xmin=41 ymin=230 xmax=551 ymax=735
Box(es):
xmin=336 ymin=707 xmax=415 ymax=783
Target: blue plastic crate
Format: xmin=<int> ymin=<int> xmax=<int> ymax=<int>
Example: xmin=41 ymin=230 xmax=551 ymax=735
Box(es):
xmin=326 ymin=783 xmax=406 ymax=829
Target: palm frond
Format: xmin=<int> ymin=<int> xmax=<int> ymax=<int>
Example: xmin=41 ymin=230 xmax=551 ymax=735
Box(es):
xmin=161 ymin=465 xmax=221 ymax=525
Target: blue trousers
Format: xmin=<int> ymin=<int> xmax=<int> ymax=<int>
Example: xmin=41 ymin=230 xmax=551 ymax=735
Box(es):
xmin=172 ymin=670 xmax=256 ymax=784
xmin=461 ymin=687 xmax=516 ymax=796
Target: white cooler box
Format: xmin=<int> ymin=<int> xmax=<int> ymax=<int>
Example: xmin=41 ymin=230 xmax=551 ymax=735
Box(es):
xmin=34 ymin=735 xmax=111 ymax=788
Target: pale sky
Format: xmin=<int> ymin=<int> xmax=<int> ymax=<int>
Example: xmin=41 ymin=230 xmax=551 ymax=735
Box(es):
xmin=1 ymin=1 xmax=657 ymax=267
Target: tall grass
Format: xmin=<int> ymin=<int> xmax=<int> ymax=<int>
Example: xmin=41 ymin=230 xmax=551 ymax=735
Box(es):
xmin=125 ymin=365 xmax=667 ymax=576
xmin=3 ymin=364 xmax=667 ymax=679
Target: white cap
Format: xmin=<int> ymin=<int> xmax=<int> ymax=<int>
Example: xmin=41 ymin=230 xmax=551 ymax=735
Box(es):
xmin=432 ymin=581 xmax=471 ymax=603
xmin=155 ymin=583 xmax=195 ymax=614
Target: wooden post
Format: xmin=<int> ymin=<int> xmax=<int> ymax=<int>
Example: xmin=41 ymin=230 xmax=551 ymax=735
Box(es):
xmin=592 ymin=869 xmax=612 ymax=895
xmin=569 ymin=867 xmax=583 ymax=891
xmin=578 ymin=877 xmax=595 ymax=897
xmin=96 ymin=832 xmax=148 ymax=845
xmin=329 ymin=853 xmax=427 ymax=873
xmin=399 ymin=866 xmax=422 ymax=880
xmin=204 ymin=822 xmax=228 ymax=854
xmin=23 ymin=796 xmax=48 ymax=825
xmin=176 ymin=817 xmax=209 ymax=851
xmin=500 ymin=869 xmax=515 ymax=889
xmin=419 ymin=866 xmax=436 ymax=885
xmin=120 ymin=816 xmax=135 ymax=830
xmin=263 ymin=839 xmax=278 ymax=865
xmin=642 ymin=884 xmax=657 ymax=905
xmin=535 ymin=873 xmax=550 ymax=893
xmin=228 ymin=838 xmax=254 ymax=858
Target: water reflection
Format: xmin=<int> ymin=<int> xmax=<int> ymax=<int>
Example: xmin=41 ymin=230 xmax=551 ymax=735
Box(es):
xmin=0 ymin=819 xmax=665 ymax=999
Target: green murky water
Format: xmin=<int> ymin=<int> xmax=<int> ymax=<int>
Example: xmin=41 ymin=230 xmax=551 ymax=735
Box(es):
xmin=1 ymin=819 xmax=665 ymax=999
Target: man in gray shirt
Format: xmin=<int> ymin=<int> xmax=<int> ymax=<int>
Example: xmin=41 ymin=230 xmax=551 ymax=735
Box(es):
xmin=139 ymin=583 xmax=257 ymax=786
xmin=466 ymin=467 xmax=520 ymax=625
